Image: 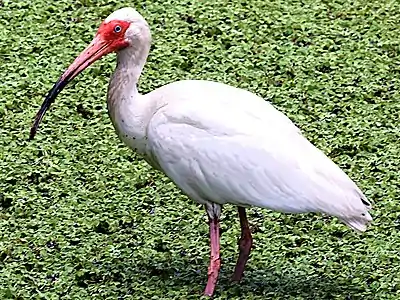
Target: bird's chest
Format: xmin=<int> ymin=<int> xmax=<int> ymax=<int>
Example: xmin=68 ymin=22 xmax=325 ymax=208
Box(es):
xmin=108 ymin=101 xmax=149 ymax=155
xmin=117 ymin=122 xmax=148 ymax=155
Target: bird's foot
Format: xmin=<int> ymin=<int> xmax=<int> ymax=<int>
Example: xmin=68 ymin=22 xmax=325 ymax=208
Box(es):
xmin=204 ymin=255 xmax=220 ymax=296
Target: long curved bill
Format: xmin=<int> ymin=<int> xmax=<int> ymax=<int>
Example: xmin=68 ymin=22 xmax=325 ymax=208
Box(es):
xmin=29 ymin=36 xmax=113 ymax=140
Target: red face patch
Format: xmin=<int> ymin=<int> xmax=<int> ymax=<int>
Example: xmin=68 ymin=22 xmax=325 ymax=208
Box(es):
xmin=97 ymin=20 xmax=131 ymax=50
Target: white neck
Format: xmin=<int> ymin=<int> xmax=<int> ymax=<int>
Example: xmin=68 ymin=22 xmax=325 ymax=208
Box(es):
xmin=106 ymin=37 xmax=153 ymax=156
xmin=108 ymin=40 xmax=150 ymax=104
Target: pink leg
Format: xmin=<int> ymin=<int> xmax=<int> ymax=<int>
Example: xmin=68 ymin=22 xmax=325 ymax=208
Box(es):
xmin=231 ymin=206 xmax=253 ymax=282
xmin=203 ymin=215 xmax=221 ymax=297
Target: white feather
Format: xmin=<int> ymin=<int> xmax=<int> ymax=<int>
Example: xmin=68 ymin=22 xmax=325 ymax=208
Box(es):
xmin=105 ymin=9 xmax=372 ymax=232
xmin=143 ymin=81 xmax=372 ymax=231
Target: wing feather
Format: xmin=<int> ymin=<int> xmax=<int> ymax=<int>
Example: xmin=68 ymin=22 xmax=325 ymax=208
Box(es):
xmin=145 ymin=80 xmax=372 ymax=230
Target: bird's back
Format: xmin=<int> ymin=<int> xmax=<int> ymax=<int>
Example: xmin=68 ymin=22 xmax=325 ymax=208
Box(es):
xmin=149 ymin=80 xmax=299 ymax=135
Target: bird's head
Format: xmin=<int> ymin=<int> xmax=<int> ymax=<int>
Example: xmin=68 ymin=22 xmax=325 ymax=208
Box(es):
xmin=29 ymin=7 xmax=149 ymax=140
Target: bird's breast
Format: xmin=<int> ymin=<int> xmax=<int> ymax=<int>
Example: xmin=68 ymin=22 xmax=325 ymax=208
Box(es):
xmin=117 ymin=123 xmax=148 ymax=155
xmin=108 ymin=99 xmax=149 ymax=155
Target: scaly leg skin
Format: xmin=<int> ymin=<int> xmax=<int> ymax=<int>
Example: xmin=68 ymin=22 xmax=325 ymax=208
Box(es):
xmin=204 ymin=203 xmax=222 ymax=297
xmin=231 ymin=206 xmax=253 ymax=282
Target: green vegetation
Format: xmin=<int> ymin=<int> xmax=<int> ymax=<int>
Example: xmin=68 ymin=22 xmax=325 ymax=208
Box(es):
xmin=1 ymin=0 xmax=399 ymax=299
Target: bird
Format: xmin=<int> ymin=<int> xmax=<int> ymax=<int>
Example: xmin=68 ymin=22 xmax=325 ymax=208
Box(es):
xmin=29 ymin=7 xmax=373 ymax=297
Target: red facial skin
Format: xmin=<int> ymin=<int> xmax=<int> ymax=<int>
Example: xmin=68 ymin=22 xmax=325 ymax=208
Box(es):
xmin=59 ymin=20 xmax=131 ymax=82
xmin=97 ymin=20 xmax=131 ymax=50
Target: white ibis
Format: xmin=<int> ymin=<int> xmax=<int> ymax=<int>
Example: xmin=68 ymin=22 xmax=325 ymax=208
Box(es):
xmin=30 ymin=7 xmax=373 ymax=297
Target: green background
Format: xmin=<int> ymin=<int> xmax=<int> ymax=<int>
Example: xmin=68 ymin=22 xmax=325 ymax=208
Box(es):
xmin=1 ymin=0 xmax=399 ymax=299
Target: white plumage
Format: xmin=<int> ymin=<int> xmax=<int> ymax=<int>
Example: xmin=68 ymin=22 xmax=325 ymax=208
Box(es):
xmin=31 ymin=7 xmax=373 ymax=297
xmin=112 ymin=79 xmax=372 ymax=231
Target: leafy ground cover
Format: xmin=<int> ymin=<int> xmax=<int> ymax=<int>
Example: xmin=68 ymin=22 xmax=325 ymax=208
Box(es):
xmin=1 ymin=0 xmax=399 ymax=299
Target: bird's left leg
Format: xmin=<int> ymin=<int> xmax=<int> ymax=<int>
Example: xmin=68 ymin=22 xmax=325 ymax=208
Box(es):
xmin=203 ymin=203 xmax=222 ymax=297
xmin=231 ymin=206 xmax=253 ymax=282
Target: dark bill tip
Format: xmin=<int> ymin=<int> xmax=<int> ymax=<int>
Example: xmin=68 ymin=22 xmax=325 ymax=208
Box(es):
xmin=29 ymin=78 xmax=69 ymax=140
xmin=29 ymin=36 xmax=111 ymax=141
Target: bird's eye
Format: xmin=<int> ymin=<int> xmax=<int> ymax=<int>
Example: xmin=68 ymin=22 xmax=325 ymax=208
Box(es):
xmin=114 ymin=25 xmax=122 ymax=33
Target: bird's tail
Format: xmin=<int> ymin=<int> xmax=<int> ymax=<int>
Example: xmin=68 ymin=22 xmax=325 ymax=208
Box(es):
xmin=339 ymin=196 xmax=373 ymax=233
xmin=339 ymin=212 xmax=372 ymax=232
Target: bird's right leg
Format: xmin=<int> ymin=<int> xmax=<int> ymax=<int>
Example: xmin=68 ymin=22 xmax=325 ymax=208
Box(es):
xmin=203 ymin=203 xmax=222 ymax=297
xmin=231 ymin=206 xmax=253 ymax=282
